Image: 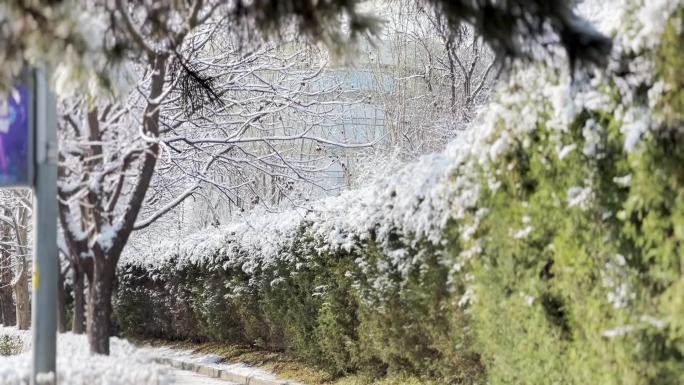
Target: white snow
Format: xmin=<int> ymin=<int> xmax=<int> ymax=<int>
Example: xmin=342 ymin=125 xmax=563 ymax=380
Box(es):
xmin=613 ymin=174 xmax=632 ymax=187
xmin=567 ymin=186 xmax=593 ymax=209
xmin=121 ymin=131 xmax=478 ymax=278
xmin=601 ymin=325 xmax=635 ymax=338
xmin=0 ymin=326 xmax=172 ymax=385
xmin=557 ymin=144 xmax=577 ymax=160
xmin=601 ymin=316 xmax=668 ymax=339
xmin=95 ymin=221 xmax=123 ymax=252
xmin=512 ymin=226 xmax=534 ymax=240
xmin=621 ymin=107 xmax=651 ymax=152
xmin=601 ymin=254 xmax=636 ymax=309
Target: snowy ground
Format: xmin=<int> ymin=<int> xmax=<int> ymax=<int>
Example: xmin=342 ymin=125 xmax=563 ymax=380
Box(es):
xmin=0 ymin=326 xmax=296 ymax=385
xmin=0 ymin=326 xmax=172 ymax=385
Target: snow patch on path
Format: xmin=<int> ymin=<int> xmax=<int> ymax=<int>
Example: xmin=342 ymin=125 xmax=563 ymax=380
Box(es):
xmin=147 ymin=346 xmax=281 ymax=382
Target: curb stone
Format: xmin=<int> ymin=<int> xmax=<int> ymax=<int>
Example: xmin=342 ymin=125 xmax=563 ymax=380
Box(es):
xmin=156 ymin=356 xmax=303 ymax=385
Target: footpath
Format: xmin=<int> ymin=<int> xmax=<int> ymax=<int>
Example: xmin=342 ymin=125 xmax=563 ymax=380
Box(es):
xmin=173 ymin=368 xmax=239 ymax=385
xmin=154 ymin=347 xmax=303 ymax=385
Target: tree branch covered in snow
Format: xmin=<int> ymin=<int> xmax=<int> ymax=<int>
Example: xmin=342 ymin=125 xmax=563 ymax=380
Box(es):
xmin=0 ymin=0 xmax=610 ymax=93
xmin=123 ymin=0 xmax=682 ymax=307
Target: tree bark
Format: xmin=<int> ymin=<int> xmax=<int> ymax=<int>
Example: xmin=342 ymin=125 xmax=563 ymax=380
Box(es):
xmin=0 ymin=289 xmax=14 ymax=326
xmin=85 ymin=54 xmax=166 ymax=354
xmin=72 ymin=265 xmax=86 ymax=334
xmin=58 ymin=267 xmax=67 ymax=333
xmin=14 ymin=257 xmax=30 ymax=330
xmin=12 ymin=206 xmax=30 ymax=330
xmin=0 ymin=248 xmax=15 ymax=326
xmin=87 ymin=258 xmax=116 ymax=354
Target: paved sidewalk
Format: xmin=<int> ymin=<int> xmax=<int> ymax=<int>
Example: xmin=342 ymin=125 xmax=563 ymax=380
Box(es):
xmin=173 ymin=369 xmax=238 ymax=385
xmin=154 ymin=348 xmax=303 ymax=385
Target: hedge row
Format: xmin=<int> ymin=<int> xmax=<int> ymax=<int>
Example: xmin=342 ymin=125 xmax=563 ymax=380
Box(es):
xmin=117 ymin=230 xmax=482 ymax=382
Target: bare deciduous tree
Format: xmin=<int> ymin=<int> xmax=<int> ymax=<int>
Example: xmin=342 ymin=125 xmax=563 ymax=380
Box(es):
xmin=347 ymin=0 xmax=497 ymax=177
xmin=0 ymin=190 xmax=32 ymax=329
xmin=0 ymin=207 xmax=16 ymax=327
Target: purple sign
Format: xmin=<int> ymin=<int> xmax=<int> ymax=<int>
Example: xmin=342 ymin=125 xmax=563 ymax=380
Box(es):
xmin=0 ymin=85 xmax=31 ymax=186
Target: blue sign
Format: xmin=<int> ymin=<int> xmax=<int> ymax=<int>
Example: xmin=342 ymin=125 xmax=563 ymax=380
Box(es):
xmin=0 ymin=85 xmax=31 ymax=186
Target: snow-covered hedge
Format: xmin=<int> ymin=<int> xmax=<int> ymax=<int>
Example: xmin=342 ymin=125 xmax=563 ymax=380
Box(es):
xmin=116 ymin=102 xmax=482 ymax=381
xmin=117 ymin=1 xmax=684 ymax=384
xmin=0 ymin=326 xmax=171 ymax=385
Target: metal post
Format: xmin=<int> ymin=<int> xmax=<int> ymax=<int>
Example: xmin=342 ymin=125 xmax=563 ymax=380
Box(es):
xmin=31 ymin=71 xmax=58 ymax=385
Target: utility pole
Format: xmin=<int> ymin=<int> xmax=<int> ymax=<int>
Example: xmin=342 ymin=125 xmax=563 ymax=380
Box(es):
xmin=31 ymin=70 xmax=58 ymax=385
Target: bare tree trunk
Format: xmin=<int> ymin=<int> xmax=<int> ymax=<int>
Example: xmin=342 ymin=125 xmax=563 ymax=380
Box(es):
xmin=14 ymin=257 xmax=30 ymax=330
xmin=11 ymin=205 xmax=31 ymax=330
xmin=72 ymin=265 xmax=85 ymax=334
xmin=446 ymin=47 xmax=458 ymax=113
xmin=0 ymin=248 xmax=16 ymax=326
xmin=0 ymin=288 xmax=15 ymax=326
xmin=87 ymin=259 xmax=116 ymax=354
xmin=58 ymin=267 xmax=67 ymax=333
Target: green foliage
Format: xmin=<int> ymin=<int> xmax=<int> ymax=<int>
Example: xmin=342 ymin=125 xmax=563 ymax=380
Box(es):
xmin=115 ymin=227 xmax=483 ymax=384
xmin=466 ymin=11 xmax=684 ymax=384
xmin=0 ymin=335 xmax=23 ymax=356
xmin=655 ymin=9 xmax=684 ymax=129
xmin=354 ymin=240 xmax=481 ymax=383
